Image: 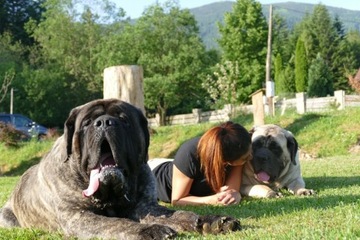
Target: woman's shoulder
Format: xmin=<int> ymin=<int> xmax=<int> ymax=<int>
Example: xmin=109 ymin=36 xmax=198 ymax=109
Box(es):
xmin=174 ymin=137 xmax=200 ymax=164
xmin=174 ymin=137 xmax=201 ymax=177
xmin=175 ymin=137 xmax=200 ymax=158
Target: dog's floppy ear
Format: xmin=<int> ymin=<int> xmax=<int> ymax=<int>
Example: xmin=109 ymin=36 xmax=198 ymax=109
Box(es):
xmin=136 ymin=107 xmax=150 ymax=163
xmin=249 ymin=126 xmax=257 ymax=138
xmin=285 ymin=131 xmax=298 ymax=165
xmin=63 ymin=106 xmax=80 ymax=161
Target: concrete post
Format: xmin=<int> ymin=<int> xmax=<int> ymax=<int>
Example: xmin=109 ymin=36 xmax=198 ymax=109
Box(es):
xmin=296 ymin=92 xmax=306 ymax=114
xmin=192 ymin=108 xmax=202 ymax=123
xmin=223 ymin=104 xmax=233 ymax=121
xmin=334 ymin=90 xmax=345 ymax=110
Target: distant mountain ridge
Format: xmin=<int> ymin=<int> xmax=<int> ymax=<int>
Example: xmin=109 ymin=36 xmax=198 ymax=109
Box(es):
xmin=189 ymin=1 xmax=360 ymax=49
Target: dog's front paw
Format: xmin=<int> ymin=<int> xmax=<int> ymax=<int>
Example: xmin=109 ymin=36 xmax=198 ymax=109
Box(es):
xmin=141 ymin=210 xmax=200 ymax=233
xmin=296 ymin=188 xmax=316 ymax=196
xmin=266 ymin=190 xmax=283 ymax=198
xmin=169 ymin=210 xmax=200 ymax=232
xmin=198 ymin=215 xmax=241 ymax=234
xmin=138 ymin=224 xmax=177 ymax=240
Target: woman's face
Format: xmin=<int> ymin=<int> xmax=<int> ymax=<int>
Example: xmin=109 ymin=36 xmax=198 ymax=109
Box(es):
xmin=226 ymin=147 xmax=253 ymax=166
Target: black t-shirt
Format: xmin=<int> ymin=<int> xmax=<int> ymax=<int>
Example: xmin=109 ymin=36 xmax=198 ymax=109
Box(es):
xmin=152 ymin=137 xmax=231 ymax=203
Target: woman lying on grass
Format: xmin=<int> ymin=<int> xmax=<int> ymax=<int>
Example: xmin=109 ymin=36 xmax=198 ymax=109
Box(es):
xmin=149 ymin=121 xmax=252 ymax=206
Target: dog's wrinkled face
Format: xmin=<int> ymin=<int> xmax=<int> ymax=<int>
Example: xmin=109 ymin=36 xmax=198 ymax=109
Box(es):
xmin=63 ymin=99 xmax=149 ymax=207
xmin=250 ymin=125 xmax=298 ymax=183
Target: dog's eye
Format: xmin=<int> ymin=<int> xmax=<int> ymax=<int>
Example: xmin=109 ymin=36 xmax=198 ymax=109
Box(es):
xmin=269 ymin=142 xmax=283 ymax=155
xmin=119 ymin=114 xmax=130 ymax=127
xmin=82 ymin=119 xmax=92 ymax=128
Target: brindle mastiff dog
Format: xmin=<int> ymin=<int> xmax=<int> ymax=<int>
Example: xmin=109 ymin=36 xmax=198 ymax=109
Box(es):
xmin=241 ymin=124 xmax=316 ymax=198
xmin=0 ymin=99 xmax=240 ymax=239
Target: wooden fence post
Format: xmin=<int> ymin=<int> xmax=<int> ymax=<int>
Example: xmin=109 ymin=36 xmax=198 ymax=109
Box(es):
xmin=103 ymin=65 xmax=145 ymax=114
xmin=251 ymin=89 xmax=265 ymax=126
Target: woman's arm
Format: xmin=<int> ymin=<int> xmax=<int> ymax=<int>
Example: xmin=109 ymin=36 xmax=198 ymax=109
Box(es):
xmin=171 ymin=165 xmax=219 ymax=206
xmin=171 ymin=165 xmax=243 ymax=206
xmin=225 ymin=165 xmax=243 ymax=191
xmin=216 ymin=165 xmax=243 ymax=205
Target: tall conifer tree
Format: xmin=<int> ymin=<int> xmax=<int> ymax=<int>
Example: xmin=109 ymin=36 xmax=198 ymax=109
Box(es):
xmin=295 ymin=38 xmax=308 ymax=92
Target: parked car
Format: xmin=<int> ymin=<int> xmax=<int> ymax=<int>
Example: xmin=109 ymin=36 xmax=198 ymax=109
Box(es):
xmin=0 ymin=113 xmax=48 ymax=139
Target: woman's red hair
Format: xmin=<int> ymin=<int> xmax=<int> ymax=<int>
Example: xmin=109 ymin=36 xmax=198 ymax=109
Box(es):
xmin=197 ymin=121 xmax=250 ymax=192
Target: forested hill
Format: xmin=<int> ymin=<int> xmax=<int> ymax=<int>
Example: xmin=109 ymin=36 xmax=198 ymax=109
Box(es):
xmin=190 ymin=1 xmax=360 ymax=49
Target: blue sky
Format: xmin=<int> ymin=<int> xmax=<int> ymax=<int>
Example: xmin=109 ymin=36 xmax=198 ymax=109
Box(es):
xmin=114 ymin=0 xmax=360 ymax=19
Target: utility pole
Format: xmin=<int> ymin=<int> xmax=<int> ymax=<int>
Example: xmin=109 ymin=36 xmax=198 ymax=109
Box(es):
xmin=266 ymin=5 xmax=275 ymax=116
xmin=10 ymin=87 xmax=14 ymax=114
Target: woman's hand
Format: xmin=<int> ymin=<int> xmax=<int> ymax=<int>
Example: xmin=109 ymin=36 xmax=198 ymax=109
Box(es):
xmin=216 ymin=186 xmax=241 ymax=205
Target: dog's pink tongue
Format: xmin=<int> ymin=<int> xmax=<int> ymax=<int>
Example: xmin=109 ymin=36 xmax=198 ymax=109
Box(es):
xmin=82 ymin=169 xmax=100 ymax=197
xmin=257 ymin=171 xmax=270 ymax=182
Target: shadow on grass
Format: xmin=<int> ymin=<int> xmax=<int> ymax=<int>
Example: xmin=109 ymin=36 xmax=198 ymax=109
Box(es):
xmin=240 ymin=193 xmax=359 ymax=218
xmin=2 ymin=157 xmax=41 ymax=176
xmin=285 ymin=113 xmax=325 ymax=135
xmin=305 ymin=176 xmax=360 ymax=190
xmin=171 ymin=175 xmax=359 ymax=221
xmin=178 ymin=192 xmax=359 ymax=222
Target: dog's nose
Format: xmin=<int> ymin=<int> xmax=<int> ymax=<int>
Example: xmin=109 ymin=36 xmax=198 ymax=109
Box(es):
xmin=94 ymin=116 xmax=117 ymax=129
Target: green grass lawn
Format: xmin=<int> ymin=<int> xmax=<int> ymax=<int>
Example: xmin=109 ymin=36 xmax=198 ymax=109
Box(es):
xmin=172 ymin=155 xmax=360 ymax=239
xmin=1 ymin=107 xmax=360 ymax=239
xmin=0 ymin=155 xmax=359 ymax=239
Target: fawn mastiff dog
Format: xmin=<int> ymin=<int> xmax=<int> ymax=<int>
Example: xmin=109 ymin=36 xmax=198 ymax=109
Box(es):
xmin=0 ymin=99 xmax=240 ymax=239
xmin=241 ymin=124 xmax=316 ymax=198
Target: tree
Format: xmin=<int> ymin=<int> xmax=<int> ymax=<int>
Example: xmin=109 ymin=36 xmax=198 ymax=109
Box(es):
xmin=278 ymin=64 xmax=296 ymax=95
xmin=217 ymin=0 xmax=268 ymax=102
xmin=274 ymin=53 xmax=284 ymax=95
xmin=0 ymin=0 xmax=45 ymax=45
xmin=30 ymin=1 xmax=98 ymax=96
xmin=27 ymin=0 xmax=128 ymax=103
xmin=271 ymin=13 xmax=291 ymax=63
xmin=0 ymin=70 xmax=14 ymax=105
xmin=295 ymin=38 xmax=308 ymax=92
xmin=348 ymin=68 xmax=360 ymax=93
xmin=307 ymin=54 xmax=333 ymax=97
xmin=305 ymin=5 xmax=338 ymax=64
xmin=20 ymin=64 xmax=80 ymax=126
xmin=330 ymin=21 xmax=358 ymax=92
xmin=290 ymin=4 xmax=356 ymax=94
xmin=133 ymin=1 xmax=208 ymax=125
xmin=203 ymin=61 xmax=241 ymax=108
xmin=12 ymin=0 xmax=132 ymax=126
xmin=0 ymin=32 xmax=25 ymax=112
xmin=333 ymin=15 xmax=345 ymax=40
xmin=347 ymin=30 xmax=360 ymax=67
xmin=331 ymin=36 xmax=358 ymax=92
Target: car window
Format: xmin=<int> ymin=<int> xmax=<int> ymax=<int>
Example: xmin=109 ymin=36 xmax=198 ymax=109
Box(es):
xmin=14 ymin=116 xmax=32 ymax=127
xmin=0 ymin=116 xmax=11 ymax=124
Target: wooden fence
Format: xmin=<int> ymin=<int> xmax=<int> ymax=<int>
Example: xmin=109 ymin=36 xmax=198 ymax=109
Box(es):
xmin=147 ymin=104 xmax=253 ymax=127
xmin=275 ymin=90 xmax=360 ymax=114
xmin=148 ymin=90 xmax=360 ymax=127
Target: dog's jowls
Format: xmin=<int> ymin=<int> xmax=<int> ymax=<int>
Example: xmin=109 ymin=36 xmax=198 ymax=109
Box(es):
xmin=0 ymin=99 xmax=241 ymax=239
xmin=241 ymin=124 xmax=316 ymax=198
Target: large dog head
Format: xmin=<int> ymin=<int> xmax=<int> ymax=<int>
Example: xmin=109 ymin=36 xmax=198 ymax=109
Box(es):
xmin=61 ymin=99 xmax=149 ymax=207
xmin=249 ymin=124 xmax=298 ymax=183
